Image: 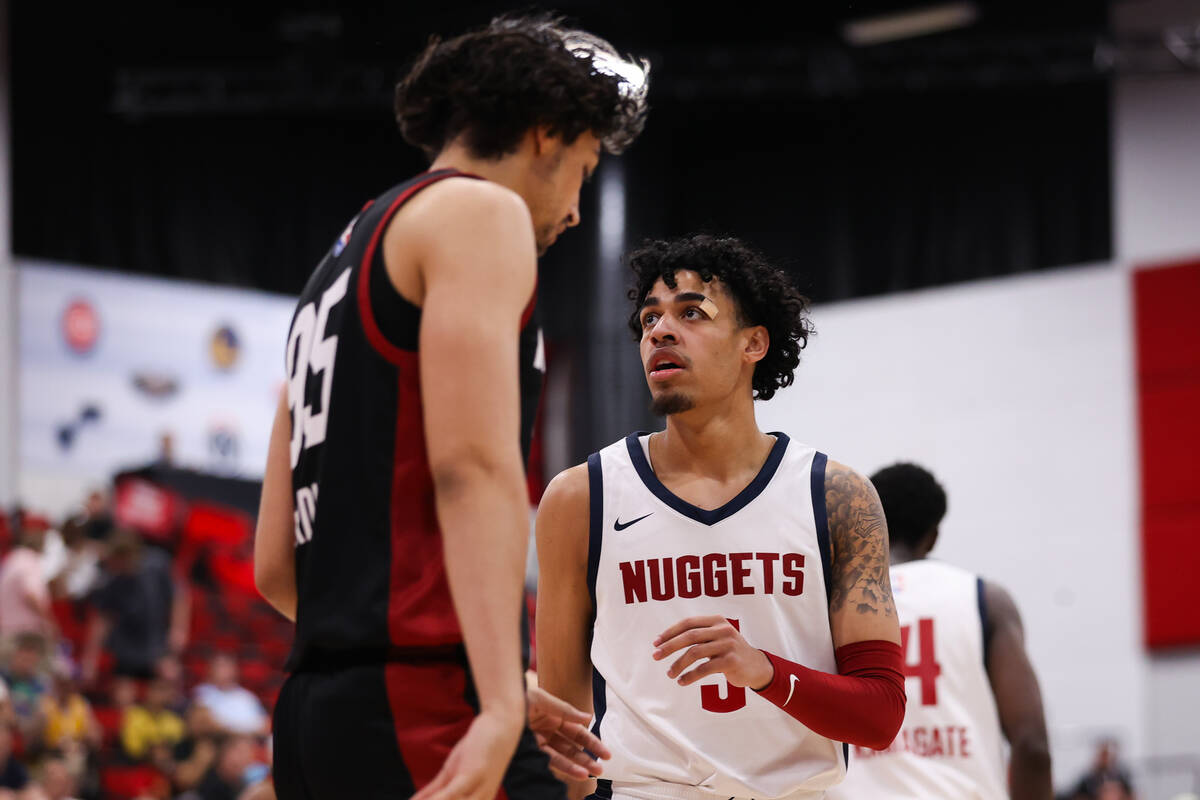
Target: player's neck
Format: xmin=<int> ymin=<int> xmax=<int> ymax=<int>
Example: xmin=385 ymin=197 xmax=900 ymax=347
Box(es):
xmin=654 ymin=402 xmax=773 ymax=483
xmin=428 ymin=144 xmax=531 ymax=199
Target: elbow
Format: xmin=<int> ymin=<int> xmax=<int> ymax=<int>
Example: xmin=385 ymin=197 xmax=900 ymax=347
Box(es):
xmin=859 ymin=684 xmax=907 ymax=751
xmin=859 ymin=722 xmax=902 ymax=751
xmin=1011 ymin=731 xmax=1052 ymax=773
xmin=430 ymin=450 xmax=521 ymax=500
xmin=254 ymin=558 xmax=288 ymax=606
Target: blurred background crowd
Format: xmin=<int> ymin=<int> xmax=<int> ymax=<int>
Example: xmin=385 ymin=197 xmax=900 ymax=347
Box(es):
xmin=0 ymin=483 xmax=283 ymax=800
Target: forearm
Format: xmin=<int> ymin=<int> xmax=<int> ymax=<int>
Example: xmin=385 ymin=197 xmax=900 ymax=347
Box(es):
xmin=436 ymin=461 xmax=529 ymax=720
xmin=753 ymin=641 xmax=905 ymax=749
xmin=255 ymin=390 xmax=298 ymax=622
xmin=258 ymin=572 xmax=297 ymax=621
xmin=1008 ymin=734 xmax=1053 ymax=800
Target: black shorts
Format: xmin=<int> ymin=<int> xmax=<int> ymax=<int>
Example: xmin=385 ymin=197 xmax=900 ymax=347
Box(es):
xmin=272 ymin=661 xmax=564 ymax=800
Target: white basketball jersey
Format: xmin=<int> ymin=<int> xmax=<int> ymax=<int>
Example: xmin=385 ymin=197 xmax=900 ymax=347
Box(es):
xmin=826 ymin=560 xmax=1007 ymax=800
xmin=587 ymin=432 xmax=845 ymax=800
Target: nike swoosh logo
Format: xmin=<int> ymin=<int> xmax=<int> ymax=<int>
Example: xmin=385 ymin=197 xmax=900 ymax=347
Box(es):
xmin=613 ymin=513 xmax=653 ymax=531
xmin=784 ymin=673 xmax=800 ymax=707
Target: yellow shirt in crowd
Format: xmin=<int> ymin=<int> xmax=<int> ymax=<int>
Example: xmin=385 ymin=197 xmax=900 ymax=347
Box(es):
xmin=121 ymin=705 xmax=185 ymax=760
xmin=41 ymin=694 xmax=93 ymax=749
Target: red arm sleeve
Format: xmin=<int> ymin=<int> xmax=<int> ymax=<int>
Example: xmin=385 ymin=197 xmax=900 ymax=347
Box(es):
xmin=752 ymin=639 xmax=906 ymax=750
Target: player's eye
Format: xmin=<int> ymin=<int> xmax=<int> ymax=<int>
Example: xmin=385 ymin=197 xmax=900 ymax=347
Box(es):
xmin=684 ymin=307 xmax=703 ymax=319
xmin=641 ymin=312 xmax=659 ymax=328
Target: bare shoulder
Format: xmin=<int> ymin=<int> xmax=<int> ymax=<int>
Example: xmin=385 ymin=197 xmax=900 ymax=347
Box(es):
xmin=536 ymin=464 xmax=592 ymax=571
xmin=406 ymin=176 xmax=532 ymax=236
xmin=982 ymin=578 xmax=1024 ymax=635
xmin=384 ymin=176 xmax=535 ymax=301
xmin=824 ymin=459 xmax=895 ymax=619
xmin=824 ymin=459 xmax=885 ymax=544
xmin=539 ymin=463 xmax=591 ymax=521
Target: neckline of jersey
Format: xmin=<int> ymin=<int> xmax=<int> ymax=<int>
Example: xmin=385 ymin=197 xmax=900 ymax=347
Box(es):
xmin=623 ymin=430 xmax=791 ymax=527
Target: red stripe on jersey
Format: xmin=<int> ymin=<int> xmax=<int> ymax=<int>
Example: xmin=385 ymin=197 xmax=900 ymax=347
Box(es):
xmin=520 ymin=279 xmax=538 ymax=330
xmin=388 ymin=364 xmax=460 ymax=647
xmin=357 ymin=170 xmax=466 ymax=365
xmin=384 ymin=661 xmax=474 ymax=789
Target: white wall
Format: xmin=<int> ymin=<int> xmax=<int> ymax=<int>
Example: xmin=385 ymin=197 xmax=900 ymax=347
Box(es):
xmin=1112 ymin=3 xmax=1200 ymax=795
xmin=755 ymin=264 xmax=1143 ymax=791
xmin=1114 ymin=73 xmax=1200 ymax=264
xmin=17 ymin=260 xmax=295 ymax=518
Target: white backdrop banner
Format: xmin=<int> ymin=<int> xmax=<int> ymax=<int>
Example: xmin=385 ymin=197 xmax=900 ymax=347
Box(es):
xmin=19 ymin=259 xmax=296 ymax=484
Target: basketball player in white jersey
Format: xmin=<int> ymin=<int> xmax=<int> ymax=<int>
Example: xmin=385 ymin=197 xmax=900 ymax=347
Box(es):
xmin=535 ymin=235 xmax=907 ymax=800
xmin=826 ymin=463 xmax=1052 ymax=800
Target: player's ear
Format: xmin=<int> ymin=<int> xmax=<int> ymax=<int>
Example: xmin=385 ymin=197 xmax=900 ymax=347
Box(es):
xmin=743 ymin=325 xmax=769 ymax=365
xmin=532 ymin=125 xmax=559 ymax=157
xmin=921 ymin=525 xmax=939 ymax=556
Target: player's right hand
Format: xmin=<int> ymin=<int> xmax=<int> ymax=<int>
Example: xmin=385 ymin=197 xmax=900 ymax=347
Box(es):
xmin=526 ymin=685 xmax=611 ymax=780
xmin=411 ymin=709 xmax=523 ymax=800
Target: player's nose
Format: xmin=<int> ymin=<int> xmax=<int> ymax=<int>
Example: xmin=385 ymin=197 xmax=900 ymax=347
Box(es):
xmin=564 ymin=203 xmax=580 ymax=229
xmin=649 ymin=316 xmax=678 ymax=344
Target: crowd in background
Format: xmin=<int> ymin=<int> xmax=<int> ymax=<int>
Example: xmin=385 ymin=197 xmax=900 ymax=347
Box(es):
xmin=0 ymin=491 xmax=1146 ymax=800
xmin=0 ymin=496 xmax=277 ymax=800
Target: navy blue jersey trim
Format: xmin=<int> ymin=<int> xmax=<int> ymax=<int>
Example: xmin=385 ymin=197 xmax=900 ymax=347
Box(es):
xmin=586 ymin=453 xmax=607 ymax=739
xmin=590 ymin=779 xmax=613 ymax=799
xmin=977 ymin=576 xmax=991 ymax=666
xmin=811 ymin=452 xmax=833 ymax=605
xmin=586 ymin=453 xmax=604 ymax=622
xmin=623 ymin=431 xmax=790 ymax=526
xmin=590 ymin=667 xmax=608 ymax=741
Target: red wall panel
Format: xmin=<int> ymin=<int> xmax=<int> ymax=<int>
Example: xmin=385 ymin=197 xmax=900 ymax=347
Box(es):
xmin=1134 ymin=259 xmax=1200 ymax=650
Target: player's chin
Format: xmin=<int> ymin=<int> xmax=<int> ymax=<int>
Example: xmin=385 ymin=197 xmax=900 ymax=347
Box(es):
xmin=650 ymin=390 xmax=695 ymax=417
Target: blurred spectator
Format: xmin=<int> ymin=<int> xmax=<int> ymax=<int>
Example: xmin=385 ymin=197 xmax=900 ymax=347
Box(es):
xmin=37 ymin=755 xmax=81 ymax=800
xmin=153 ymin=655 xmax=187 ymax=717
xmin=120 ymin=679 xmax=185 ymax=762
xmin=0 ymin=518 xmax=57 ymax=640
xmin=0 ymin=725 xmax=29 ymax=794
xmin=183 ymin=735 xmax=264 ymax=800
xmin=34 ymin=659 xmax=101 ymax=763
xmin=47 ymin=519 xmax=100 ymax=602
xmin=0 ymin=677 xmax=15 ymax=729
xmin=1070 ymin=738 xmax=1136 ymax=800
xmin=82 ymin=530 xmax=185 ymax=682
xmin=237 ymin=778 xmax=275 ymax=800
xmin=156 ymin=433 xmax=176 ymax=468
xmin=2 ymin=635 xmax=48 ymax=741
xmin=80 ymin=491 xmax=112 ymax=544
xmin=169 ymin=706 xmax=220 ymax=794
xmin=192 ymin=657 xmax=267 ymax=736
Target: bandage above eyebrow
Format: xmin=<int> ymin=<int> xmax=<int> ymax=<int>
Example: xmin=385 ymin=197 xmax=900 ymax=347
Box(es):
xmin=699 ymin=297 xmax=720 ymax=319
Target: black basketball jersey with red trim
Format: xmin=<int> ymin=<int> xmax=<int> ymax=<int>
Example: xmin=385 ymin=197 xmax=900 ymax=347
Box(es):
xmin=283 ymin=169 xmax=544 ymax=672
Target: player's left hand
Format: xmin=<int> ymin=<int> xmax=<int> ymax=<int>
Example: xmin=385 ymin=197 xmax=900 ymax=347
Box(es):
xmin=653 ymin=616 xmax=774 ymax=690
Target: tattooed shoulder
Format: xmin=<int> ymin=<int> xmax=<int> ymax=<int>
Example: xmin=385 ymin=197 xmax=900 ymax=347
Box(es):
xmin=824 ymin=460 xmax=896 ymax=618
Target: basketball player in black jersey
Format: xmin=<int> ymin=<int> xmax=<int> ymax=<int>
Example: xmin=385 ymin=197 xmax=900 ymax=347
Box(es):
xmin=252 ymin=15 xmax=647 ymax=800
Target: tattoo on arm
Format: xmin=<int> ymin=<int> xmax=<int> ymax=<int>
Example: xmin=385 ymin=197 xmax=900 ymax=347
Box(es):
xmin=825 ymin=463 xmax=896 ymax=618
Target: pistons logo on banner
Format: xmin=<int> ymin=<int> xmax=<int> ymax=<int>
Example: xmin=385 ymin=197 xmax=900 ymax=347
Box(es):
xmin=62 ymin=299 xmax=100 ymax=354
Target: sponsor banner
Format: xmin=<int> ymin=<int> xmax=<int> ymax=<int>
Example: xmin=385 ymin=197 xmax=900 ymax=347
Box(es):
xmin=19 ymin=259 xmax=296 ymax=482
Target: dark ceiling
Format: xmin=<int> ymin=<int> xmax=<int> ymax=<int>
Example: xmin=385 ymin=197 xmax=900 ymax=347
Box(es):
xmin=14 ymin=2 xmax=1113 ymax=121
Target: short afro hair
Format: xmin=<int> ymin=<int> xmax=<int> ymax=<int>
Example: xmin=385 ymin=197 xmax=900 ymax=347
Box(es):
xmin=394 ymin=13 xmax=649 ymax=160
xmin=626 ymin=234 xmax=814 ymax=401
xmin=869 ymin=463 xmax=947 ymax=550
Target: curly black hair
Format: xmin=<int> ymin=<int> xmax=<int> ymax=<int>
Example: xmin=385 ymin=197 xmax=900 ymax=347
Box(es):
xmin=869 ymin=463 xmax=947 ymax=551
xmin=394 ymin=13 xmax=649 ymax=160
xmin=626 ymin=235 xmax=814 ymax=401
